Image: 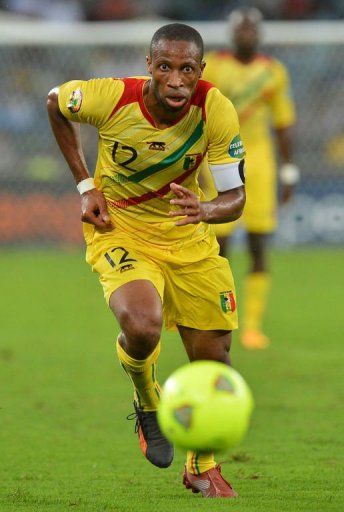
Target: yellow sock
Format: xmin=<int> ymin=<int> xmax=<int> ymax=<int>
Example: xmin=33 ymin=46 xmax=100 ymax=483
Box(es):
xmin=243 ymin=272 xmax=271 ymax=331
xmin=116 ymin=336 xmax=162 ymax=412
xmin=186 ymin=451 xmax=216 ymax=475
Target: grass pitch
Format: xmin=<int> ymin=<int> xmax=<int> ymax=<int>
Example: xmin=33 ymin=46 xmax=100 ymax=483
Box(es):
xmin=0 ymin=248 xmax=343 ymax=511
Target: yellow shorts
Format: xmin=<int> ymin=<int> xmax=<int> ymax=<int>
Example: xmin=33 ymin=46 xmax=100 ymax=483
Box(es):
xmin=201 ymin=143 xmax=277 ymax=236
xmin=84 ymin=224 xmax=238 ymax=332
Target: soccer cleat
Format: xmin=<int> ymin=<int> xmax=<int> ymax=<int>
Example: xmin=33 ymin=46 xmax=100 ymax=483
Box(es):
xmin=127 ymin=401 xmax=174 ymax=468
xmin=183 ymin=464 xmax=238 ymax=498
xmin=240 ymin=329 xmax=270 ymax=350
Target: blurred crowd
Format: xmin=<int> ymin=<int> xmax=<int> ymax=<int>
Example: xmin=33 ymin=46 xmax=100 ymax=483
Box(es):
xmin=0 ymin=0 xmax=343 ymax=21
xmin=0 ymin=0 xmax=343 ymax=244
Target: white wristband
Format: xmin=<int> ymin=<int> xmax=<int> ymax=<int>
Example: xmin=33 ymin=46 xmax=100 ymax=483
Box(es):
xmin=77 ymin=177 xmax=96 ymax=195
xmin=279 ymin=164 xmax=300 ymax=185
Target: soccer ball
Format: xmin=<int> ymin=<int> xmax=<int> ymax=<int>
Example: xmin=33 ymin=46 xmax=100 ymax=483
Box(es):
xmin=157 ymin=361 xmax=253 ymax=452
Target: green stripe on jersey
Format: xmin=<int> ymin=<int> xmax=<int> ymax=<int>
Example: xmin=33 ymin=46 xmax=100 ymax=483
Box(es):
xmin=126 ymin=119 xmax=204 ymax=183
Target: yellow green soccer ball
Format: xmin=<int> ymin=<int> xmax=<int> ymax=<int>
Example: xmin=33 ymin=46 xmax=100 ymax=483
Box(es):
xmin=157 ymin=361 xmax=253 ymax=452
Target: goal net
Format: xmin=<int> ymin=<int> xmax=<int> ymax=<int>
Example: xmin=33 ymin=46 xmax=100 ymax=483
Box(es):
xmin=0 ymin=20 xmax=343 ymax=245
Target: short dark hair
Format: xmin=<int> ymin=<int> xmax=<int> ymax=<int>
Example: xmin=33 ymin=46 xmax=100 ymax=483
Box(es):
xmin=150 ymin=23 xmax=204 ymax=60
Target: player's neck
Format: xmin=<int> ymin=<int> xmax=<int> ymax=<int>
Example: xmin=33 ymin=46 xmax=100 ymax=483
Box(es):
xmin=233 ymin=49 xmax=257 ymax=64
xmin=143 ymin=82 xmax=189 ymax=129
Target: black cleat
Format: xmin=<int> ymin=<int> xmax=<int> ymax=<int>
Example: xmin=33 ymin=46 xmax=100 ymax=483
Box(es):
xmin=127 ymin=401 xmax=174 ymax=468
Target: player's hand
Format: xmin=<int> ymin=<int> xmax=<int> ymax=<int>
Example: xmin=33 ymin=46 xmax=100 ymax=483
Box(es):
xmin=169 ymin=182 xmax=205 ymax=226
xmin=280 ymin=184 xmax=294 ymax=205
xmin=80 ymin=188 xmax=113 ymax=230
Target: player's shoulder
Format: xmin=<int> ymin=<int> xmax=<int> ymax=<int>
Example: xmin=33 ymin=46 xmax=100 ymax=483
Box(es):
xmin=201 ymin=83 xmax=237 ymax=123
xmin=205 ymin=49 xmax=235 ymax=62
xmin=255 ymin=54 xmax=288 ymax=73
xmin=197 ymin=80 xmax=233 ymax=107
xmin=71 ymin=75 xmax=148 ymax=94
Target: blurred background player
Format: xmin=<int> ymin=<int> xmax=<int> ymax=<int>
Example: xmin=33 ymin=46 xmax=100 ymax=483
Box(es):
xmin=202 ymin=7 xmax=300 ymax=350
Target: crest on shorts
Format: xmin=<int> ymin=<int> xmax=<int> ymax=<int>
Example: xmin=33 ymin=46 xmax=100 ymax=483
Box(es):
xmin=220 ymin=290 xmax=236 ymax=313
xmin=67 ymin=88 xmax=83 ymax=113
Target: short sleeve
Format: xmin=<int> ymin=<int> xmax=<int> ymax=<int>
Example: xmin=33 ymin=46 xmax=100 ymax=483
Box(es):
xmin=58 ymin=78 xmax=125 ymax=128
xmin=268 ymin=60 xmax=296 ymax=129
xmin=206 ymin=88 xmax=245 ymax=165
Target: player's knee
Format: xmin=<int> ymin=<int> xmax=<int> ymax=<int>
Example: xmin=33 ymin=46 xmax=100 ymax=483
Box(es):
xmin=120 ymin=308 xmax=162 ymax=352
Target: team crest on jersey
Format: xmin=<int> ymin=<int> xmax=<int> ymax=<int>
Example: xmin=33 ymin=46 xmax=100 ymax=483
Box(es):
xmin=183 ymin=153 xmax=203 ymax=171
xmin=229 ymin=134 xmax=245 ymax=158
xmin=67 ymin=89 xmax=83 ymax=113
xmin=220 ymin=290 xmax=236 ymax=313
xmin=147 ymin=141 xmax=166 ymax=151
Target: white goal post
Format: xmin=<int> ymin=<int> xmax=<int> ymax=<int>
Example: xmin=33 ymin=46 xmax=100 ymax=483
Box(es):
xmin=0 ymin=19 xmax=344 ymax=45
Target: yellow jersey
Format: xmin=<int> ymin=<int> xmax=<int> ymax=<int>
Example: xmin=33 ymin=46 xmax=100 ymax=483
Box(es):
xmin=58 ymin=77 xmax=243 ymax=248
xmin=203 ymin=51 xmax=295 ymax=149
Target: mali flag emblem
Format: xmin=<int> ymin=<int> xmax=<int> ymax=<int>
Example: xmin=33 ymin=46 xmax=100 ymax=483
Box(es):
xmin=220 ymin=291 xmax=236 ymax=313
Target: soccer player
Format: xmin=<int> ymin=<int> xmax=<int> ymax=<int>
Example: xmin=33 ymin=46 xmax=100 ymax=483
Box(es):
xmin=47 ymin=23 xmax=245 ymax=498
xmin=202 ymin=8 xmax=300 ymax=349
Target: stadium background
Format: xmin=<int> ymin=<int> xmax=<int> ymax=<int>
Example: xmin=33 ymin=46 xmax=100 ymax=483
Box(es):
xmin=0 ymin=0 xmax=343 ymax=245
xmin=1 ymin=2 xmax=343 ymax=511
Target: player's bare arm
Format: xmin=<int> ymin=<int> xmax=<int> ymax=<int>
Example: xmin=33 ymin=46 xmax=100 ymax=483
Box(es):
xmin=46 ymin=88 xmax=112 ymax=230
xmin=169 ymin=182 xmax=245 ymax=226
xmin=276 ymin=126 xmax=300 ymax=205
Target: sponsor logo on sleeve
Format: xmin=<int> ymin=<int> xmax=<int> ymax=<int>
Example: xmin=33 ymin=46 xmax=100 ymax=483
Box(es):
xmin=229 ymin=134 xmax=245 ymax=158
xmin=67 ymin=89 xmax=83 ymax=113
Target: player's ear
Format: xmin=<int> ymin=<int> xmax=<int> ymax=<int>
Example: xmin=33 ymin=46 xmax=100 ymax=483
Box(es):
xmin=146 ymin=55 xmax=153 ymax=75
xmin=199 ymin=61 xmax=206 ymax=77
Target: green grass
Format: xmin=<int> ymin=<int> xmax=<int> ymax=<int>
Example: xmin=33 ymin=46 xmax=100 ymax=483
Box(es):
xmin=0 ymin=248 xmax=343 ymax=511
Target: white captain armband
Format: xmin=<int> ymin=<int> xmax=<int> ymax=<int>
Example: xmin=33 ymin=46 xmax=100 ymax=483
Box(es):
xmin=209 ymin=160 xmax=245 ymax=192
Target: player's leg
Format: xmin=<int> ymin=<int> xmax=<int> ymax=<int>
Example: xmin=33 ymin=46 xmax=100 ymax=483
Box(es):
xmin=241 ymin=232 xmax=271 ymax=350
xmin=85 ymin=234 xmax=173 ymax=468
xmin=162 ymin=232 xmax=239 ymax=486
xmin=110 ymin=280 xmax=173 ymax=468
xmin=178 ymin=327 xmax=237 ymax=498
xmin=110 ymin=280 xmax=163 ymax=411
xmin=240 ymin=144 xmax=276 ymax=349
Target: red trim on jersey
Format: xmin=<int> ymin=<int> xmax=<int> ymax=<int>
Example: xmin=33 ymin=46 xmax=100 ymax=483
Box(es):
xmin=190 ymin=80 xmax=214 ymax=121
xmin=107 ymin=154 xmax=205 ymax=210
xmin=137 ymin=81 xmax=158 ymax=126
xmin=139 ymin=79 xmax=214 ymax=127
xmin=109 ymin=77 xmax=147 ymax=119
xmin=109 ymin=77 xmax=214 ymax=126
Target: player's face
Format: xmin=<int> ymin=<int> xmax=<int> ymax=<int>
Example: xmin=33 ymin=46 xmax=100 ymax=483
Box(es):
xmin=147 ymin=39 xmax=205 ymax=112
xmin=233 ymin=20 xmax=259 ymax=56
